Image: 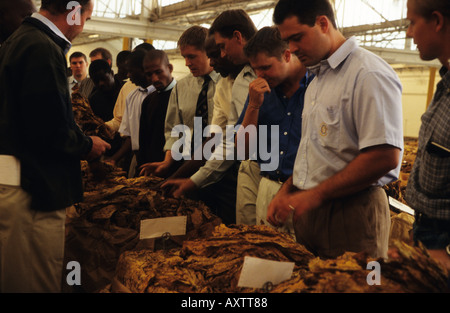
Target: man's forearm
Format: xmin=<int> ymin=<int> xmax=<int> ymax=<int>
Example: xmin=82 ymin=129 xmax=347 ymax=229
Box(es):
xmin=235 ymin=106 xmax=260 ymax=159
xmin=307 ymin=145 xmax=400 ymax=203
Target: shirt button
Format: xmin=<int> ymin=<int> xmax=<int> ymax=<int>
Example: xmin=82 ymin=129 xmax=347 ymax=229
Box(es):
xmin=280 ymin=151 xmax=284 ymax=155
xmin=287 ymin=112 xmax=291 ymax=116
xmin=284 ymin=132 xmax=288 ymax=135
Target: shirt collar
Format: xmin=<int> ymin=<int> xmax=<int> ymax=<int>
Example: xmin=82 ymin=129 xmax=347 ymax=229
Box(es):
xmin=307 ymin=36 xmax=358 ymax=76
xmin=138 ymin=85 xmax=155 ymax=93
xmin=242 ymin=64 xmax=256 ymax=77
xmin=197 ymin=70 xmax=220 ymax=85
xmin=160 ymin=78 xmax=177 ymax=93
xmin=439 ymin=66 xmax=450 ymax=92
xmin=209 ymin=70 xmax=221 ymax=83
xmin=31 ymin=12 xmax=72 ymax=50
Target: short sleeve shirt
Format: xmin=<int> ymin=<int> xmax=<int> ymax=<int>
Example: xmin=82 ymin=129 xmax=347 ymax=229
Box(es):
xmin=293 ymin=37 xmax=404 ymax=190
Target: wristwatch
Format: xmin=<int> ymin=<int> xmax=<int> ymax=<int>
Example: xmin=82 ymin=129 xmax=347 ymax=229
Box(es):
xmin=446 ymin=244 xmax=450 ymax=257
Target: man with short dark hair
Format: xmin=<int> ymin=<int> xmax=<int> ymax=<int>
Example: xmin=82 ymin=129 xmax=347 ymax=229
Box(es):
xmin=209 ymin=9 xmax=257 ymax=122
xmin=88 ymin=59 xmax=124 ymax=122
xmin=115 ymin=50 xmax=131 ymax=82
xmin=110 ymin=49 xmax=156 ymax=177
xmin=267 ymin=0 xmax=403 ymax=259
xmin=160 ymin=34 xmax=244 ymax=225
xmin=89 ymin=47 xmax=113 ymax=66
xmin=0 ymin=0 xmax=110 ymax=292
xmin=209 ymin=9 xmax=259 ymax=226
xmin=404 ymin=0 xmax=450 ymax=272
xmin=68 ymin=51 xmax=88 ymax=92
xmin=137 ymin=50 xmax=176 ymax=171
xmin=79 ymin=47 xmax=113 ymax=99
xmin=235 ymin=26 xmax=312 ymax=235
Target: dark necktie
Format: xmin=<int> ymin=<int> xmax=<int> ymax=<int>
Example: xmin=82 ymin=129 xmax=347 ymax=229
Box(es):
xmin=191 ymin=75 xmax=211 ymax=156
xmin=196 ymin=75 xmax=211 ymax=130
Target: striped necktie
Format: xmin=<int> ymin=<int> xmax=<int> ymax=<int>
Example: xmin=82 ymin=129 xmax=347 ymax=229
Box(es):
xmin=191 ymin=75 xmax=211 ymax=156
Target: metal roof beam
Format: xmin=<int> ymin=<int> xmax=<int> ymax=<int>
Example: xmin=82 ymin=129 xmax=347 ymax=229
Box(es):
xmin=82 ymin=16 xmax=187 ymax=41
xmin=364 ymin=46 xmax=440 ymax=67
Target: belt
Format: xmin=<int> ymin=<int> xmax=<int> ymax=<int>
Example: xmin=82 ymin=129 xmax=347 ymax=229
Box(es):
xmin=415 ymin=211 xmax=450 ymax=228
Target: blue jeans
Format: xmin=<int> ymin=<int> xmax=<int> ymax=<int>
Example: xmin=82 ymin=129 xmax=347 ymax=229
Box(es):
xmin=413 ymin=215 xmax=450 ymax=289
xmin=413 ymin=218 xmax=450 ymax=250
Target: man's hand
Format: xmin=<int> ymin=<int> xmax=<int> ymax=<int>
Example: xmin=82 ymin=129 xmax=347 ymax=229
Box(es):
xmin=267 ymin=188 xmax=324 ymax=228
xmin=139 ymin=161 xmax=171 ymax=177
xmin=161 ymin=178 xmax=197 ymax=198
xmin=248 ymin=77 xmax=270 ymax=109
xmin=87 ymin=136 xmax=111 ymax=160
xmin=267 ymin=145 xmax=401 ymax=227
xmin=103 ymin=158 xmax=116 ymax=166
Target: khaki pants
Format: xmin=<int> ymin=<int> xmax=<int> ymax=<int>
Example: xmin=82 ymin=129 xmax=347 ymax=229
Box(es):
xmin=235 ymin=160 xmax=261 ymax=225
xmin=294 ymin=186 xmax=390 ymax=259
xmin=256 ymin=177 xmax=295 ymax=237
xmin=0 ymin=185 xmax=66 ymax=292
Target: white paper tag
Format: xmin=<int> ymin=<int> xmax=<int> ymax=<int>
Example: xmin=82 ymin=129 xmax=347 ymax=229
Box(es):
xmin=139 ymin=216 xmax=187 ymax=239
xmin=237 ymin=256 xmax=294 ymax=289
xmin=0 ymin=155 xmax=21 ymax=186
xmin=388 ymin=196 xmax=414 ymax=215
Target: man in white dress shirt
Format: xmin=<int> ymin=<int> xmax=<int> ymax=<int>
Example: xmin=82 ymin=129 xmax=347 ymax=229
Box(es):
xmin=111 ymin=49 xmax=156 ymax=177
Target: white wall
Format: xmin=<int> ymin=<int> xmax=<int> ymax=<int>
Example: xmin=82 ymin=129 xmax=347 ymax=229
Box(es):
xmin=395 ymin=66 xmax=440 ymax=138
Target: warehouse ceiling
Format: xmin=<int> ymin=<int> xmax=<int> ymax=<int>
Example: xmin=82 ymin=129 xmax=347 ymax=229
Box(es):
xmin=32 ymin=0 xmax=440 ymax=66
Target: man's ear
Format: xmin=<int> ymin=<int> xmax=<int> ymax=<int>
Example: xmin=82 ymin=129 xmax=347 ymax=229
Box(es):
xmin=316 ymin=15 xmax=330 ymax=34
xmin=233 ymin=30 xmax=243 ymax=44
xmin=283 ymin=49 xmax=291 ymax=63
xmin=431 ymin=10 xmax=445 ymax=33
xmin=168 ymin=63 xmax=174 ymax=73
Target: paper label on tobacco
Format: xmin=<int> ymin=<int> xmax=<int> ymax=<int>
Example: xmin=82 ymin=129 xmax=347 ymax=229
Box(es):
xmin=139 ymin=216 xmax=187 ymax=239
xmin=0 ymin=155 xmax=20 ymax=186
xmin=389 ymin=196 xmax=414 ymax=215
xmin=237 ymin=256 xmax=294 ymax=289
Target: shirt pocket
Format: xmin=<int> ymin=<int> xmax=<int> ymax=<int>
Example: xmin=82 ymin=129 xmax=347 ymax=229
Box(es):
xmin=419 ymin=137 xmax=450 ymax=197
xmin=314 ymin=104 xmax=340 ymax=150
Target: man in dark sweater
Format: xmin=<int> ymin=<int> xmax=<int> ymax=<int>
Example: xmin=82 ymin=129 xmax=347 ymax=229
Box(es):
xmin=88 ymin=59 xmax=125 ymax=123
xmin=0 ymin=0 xmax=110 ymax=292
xmin=137 ymin=50 xmax=177 ymax=175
